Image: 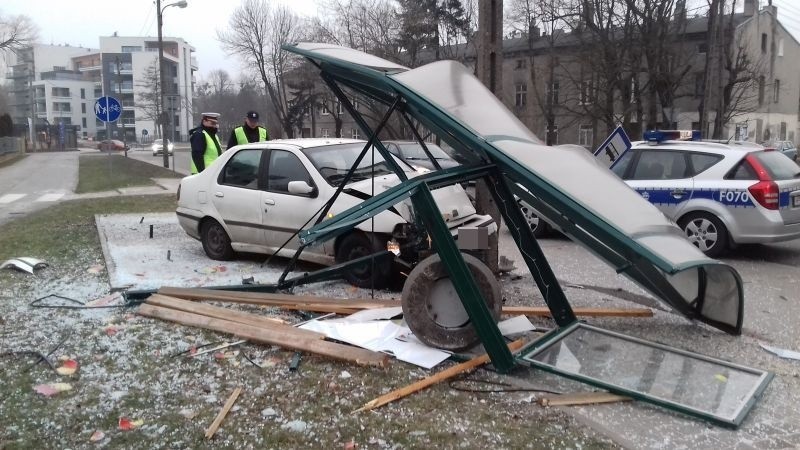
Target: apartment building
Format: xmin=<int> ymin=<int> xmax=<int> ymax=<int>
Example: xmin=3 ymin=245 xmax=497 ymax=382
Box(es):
xmin=6 ymin=35 xmax=197 ymax=142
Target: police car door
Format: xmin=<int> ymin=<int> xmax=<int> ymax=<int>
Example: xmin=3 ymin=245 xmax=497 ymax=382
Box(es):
xmin=619 ymin=148 xmax=694 ymax=222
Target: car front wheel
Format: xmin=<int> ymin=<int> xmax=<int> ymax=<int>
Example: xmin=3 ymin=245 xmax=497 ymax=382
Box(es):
xmin=517 ymin=199 xmax=549 ymax=238
xmin=678 ymin=212 xmax=728 ymax=258
xmin=335 ymin=232 xmax=392 ymax=289
xmin=200 ymin=219 xmax=234 ymax=260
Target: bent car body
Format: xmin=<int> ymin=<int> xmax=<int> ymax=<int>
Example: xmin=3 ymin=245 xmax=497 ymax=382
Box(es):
xmin=176 ymin=138 xmax=494 ymax=287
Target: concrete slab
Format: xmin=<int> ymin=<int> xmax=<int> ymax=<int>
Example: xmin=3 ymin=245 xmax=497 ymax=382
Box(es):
xmin=94 ymin=213 xmax=307 ymax=291
xmin=152 ymin=177 xmax=181 ymax=192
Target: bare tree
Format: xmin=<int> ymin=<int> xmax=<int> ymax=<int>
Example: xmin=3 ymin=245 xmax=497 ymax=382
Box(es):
xmin=0 ymin=12 xmax=37 ymax=54
xmin=218 ymin=0 xmax=306 ymax=138
xmin=135 ymin=61 xmax=164 ymax=138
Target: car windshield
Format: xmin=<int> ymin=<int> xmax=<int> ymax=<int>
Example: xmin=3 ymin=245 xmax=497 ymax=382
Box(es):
xmin=303 ymin=142 xmax=413 ymax=186
xmin=395 ymin=142 xmax=451 ymax=160
xmin=752 ymin=150 xmax=800 ymax=180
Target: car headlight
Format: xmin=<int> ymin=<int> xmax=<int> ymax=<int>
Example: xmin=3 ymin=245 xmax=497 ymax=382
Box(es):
xmin=151 ymin=144 xmax=158 ymax=151
xmin=168 ymin=144 xmax=174 ymax=151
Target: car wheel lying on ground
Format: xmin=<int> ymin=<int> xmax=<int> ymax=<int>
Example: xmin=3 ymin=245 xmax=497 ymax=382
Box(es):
xmin=175 ymin=138 xmax=496 ymax=288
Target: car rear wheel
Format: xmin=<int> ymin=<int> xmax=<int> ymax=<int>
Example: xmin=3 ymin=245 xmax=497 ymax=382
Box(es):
xmin=200 ymin=219 xmax=234 ymax=261
xmin=335 ymin=232 xmax=392 ymax=289
xmin=518 ymin=199 xmax=549 ymax=238
xmin=678 ymin=212 xmax=728 ymax=258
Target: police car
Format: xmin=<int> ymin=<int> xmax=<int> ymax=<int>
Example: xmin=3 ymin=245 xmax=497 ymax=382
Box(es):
xmin=605 ymin=130 xmax=800 ymax=257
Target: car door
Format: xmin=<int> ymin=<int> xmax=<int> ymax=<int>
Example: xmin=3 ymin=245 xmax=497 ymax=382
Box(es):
xmin=260 ymin=148 xmax=329 ymax=255
xmin=619 ymin=149 xmax=694 ymax=221
xmin=211 ymin=148 xmax=267 ymax=246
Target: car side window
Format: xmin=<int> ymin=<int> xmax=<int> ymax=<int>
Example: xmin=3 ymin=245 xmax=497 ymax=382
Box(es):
xmin=267 ymin=150 xmax=313 ymax=194
xmin=220 ymin=149 xmax=262 ymax=189
xmin=726 ymin=159 xmax=757 ymax=180
xmin=630 ymin=150 xmax=687 ymax=180
xmin=688 ymin=153 xmax=723 ymax=176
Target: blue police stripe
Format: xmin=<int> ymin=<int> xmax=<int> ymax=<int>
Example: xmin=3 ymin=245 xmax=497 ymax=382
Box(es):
xmin=635 ymin=188 xmax=755 ymax=208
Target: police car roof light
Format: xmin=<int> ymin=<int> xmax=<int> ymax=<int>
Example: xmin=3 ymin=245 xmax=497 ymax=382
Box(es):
xmin=643 ymin=130 xmax=702 ymax=144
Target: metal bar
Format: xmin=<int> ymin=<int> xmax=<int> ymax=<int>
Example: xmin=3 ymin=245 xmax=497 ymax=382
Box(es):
xmin=486 ymin=169 xmax=576 ymax=326
xmin=280 ymin=251 xmax=394 ymax=288
xmin=400 ymin=112 xmax=442 ymax=170
xmin=320 ymin=72 xmax=407 ymax=181
xmin=410 ymin=184 xmax=514 ymax=372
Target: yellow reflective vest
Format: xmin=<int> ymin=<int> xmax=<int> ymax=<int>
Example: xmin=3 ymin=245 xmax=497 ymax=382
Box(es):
xmin=190 ymin=130 xmax=222 ymax=174
xmin=233 ymin=126 xmax=268 ymax=145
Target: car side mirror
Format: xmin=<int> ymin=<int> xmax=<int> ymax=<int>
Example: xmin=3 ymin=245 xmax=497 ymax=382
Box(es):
xmin=288 ymin=180 xmax=316 ymax=196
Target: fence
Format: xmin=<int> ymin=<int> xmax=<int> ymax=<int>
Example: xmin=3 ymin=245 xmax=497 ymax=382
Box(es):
xmin=0 ymin=137 xmax=24 ymax=157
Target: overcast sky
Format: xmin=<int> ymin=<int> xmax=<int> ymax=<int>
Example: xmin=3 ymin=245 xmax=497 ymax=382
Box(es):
xmin=0 ymin=0 xmax=320 ymax=81
xmin=2 ymin=0 xmax=799 ymax=82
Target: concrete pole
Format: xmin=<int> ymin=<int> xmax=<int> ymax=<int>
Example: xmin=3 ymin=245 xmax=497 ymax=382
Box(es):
xmin=476 ymin=0 xmax=504 ymax=273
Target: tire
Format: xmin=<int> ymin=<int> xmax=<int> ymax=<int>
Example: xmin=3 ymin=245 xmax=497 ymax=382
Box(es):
xmin=401 ymin=253 xmax=502 ymax=351
xmin=678 ymin=212 xmax=728 ymax=258
xmin=335 ymin=232 xmax=392 ymax=289
xmin=200 ymin=219 xmax=234 ymax=261
xmin=517 ymin=199 xmax=549 ymax=238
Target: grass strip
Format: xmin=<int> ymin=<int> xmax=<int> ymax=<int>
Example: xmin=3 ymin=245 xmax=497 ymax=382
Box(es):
xmin=76 ymin=154 xmax=180 ymax=193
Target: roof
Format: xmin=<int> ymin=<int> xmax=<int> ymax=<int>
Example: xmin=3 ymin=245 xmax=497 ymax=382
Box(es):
xmin=266 ymin=138 xmax=366 ymax=149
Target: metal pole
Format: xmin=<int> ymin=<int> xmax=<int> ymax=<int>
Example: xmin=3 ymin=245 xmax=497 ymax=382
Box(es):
xmin=117 ymin=57 xmax=127 ymax=157
xmin=157 ymin=0 xmax=169 ymax=168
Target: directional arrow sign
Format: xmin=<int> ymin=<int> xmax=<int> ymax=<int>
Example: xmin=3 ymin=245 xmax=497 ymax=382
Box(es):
xmin=94 ymin=96 xmax=122 ymax=123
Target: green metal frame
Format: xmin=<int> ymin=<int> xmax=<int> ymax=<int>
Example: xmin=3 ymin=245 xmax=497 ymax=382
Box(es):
xmin=518 ymin=322 xmax=773 ymax=428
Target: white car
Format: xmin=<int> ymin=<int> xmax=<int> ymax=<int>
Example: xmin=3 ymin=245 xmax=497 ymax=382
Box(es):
xmin=176 ymin=138 xmax=495 ymax=288
xmin=152 ymin=139 xmax=174 ymax=156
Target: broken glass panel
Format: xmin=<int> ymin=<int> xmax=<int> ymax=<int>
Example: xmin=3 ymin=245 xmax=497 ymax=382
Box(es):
xmin=520 ymin=323 xmax=772 ymax=428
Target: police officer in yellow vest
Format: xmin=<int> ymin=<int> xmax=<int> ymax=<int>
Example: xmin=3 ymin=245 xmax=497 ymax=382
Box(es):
xmin=189 ymin=112 xmax=223 ymax=174
xmin=226 ymin=110 xmax=269 ymax=149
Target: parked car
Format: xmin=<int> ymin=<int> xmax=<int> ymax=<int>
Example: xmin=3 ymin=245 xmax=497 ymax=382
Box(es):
xmin=175 ymin=138 xmax=495 ymax=288
xmin=383 ymin=141 xmax=460 ymax=171
xmin=765 ymin=140 xmax=798 ymax=162
xmin=152 ymin=139 xmax=174 ymax=156
xmin=97 ymin=139 xmax=128 ymax=151
xmin=605 ymin=131 xmax=800 ymax=257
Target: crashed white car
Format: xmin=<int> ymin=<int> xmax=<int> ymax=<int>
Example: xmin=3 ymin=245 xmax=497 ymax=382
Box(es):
xmin=176 ymin=138 xmax=494 ymax=288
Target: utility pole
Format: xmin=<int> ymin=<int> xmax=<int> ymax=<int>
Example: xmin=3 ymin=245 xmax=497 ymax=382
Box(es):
xmin=116 ymin=56 xmax=127 ymax=157
xmin=476 ymin=0 xmax=503 ymax=274
xmin=28 ymin=58 xmax=36 ymax=151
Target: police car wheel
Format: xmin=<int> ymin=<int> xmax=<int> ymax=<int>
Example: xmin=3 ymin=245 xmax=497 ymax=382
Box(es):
xmin=517 ymin=199 xmax=549 ymax=238
xmin=678 ymin=212 xmax=728 ymax=258
xmin=200 ymin=219 xmax=234 ymax=261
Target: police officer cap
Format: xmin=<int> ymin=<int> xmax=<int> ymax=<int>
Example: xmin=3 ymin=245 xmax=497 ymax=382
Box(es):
xmin=202 ymin=112 xmax=220 ymax=120
xmin=246 ymin=111 xmax=259 ymax=120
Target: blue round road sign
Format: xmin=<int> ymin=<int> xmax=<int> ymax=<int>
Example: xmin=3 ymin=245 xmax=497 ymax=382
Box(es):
xmin=94 ymin=96 xmax=122 ymax=122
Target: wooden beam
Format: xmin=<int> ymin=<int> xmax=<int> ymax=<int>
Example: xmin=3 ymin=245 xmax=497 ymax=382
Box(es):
xmin=205 ymin=387 xmax=242 ymax=439
xmin=538 ymin=392 xmax=632 ymax=407
xmin=138 ymin=303 xmax=388 ymax=367
xmin=147 ymin=294 xmax=325 ymax=340
xmin=353 ymin=339 xmax=526 ymax=413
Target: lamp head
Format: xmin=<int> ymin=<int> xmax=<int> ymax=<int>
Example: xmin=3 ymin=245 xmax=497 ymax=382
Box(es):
xmin=176 ymin=1 xmax=188 ymax=7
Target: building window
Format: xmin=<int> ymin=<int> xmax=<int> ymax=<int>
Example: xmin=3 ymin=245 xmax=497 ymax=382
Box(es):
xmin=773 ymin=79 xmax=780 ymax=103
xmin=515 ymin=59 xmax=527 ymax=70
xmin=778 ymin=39 xmax=784 ymax=57
xmin=761 ymin=33 xmax=767 ymax=53
xmin=321 ymin=128 xmax=329 ymax=138
xmin=81 ymin=103 xmax=86 ymax=113
xmin=351 ymin=98 xmax=359 ymax=111
xmin=515 ymin=83 xmax=527 ymax=107
xmin=80 ymin=88 xmax=85 ymax=99
xmin=580 ymin=80 xmax=593 ymax=105
xmin=336 ymin=100 xmax=344 ymax=115
xmin=578 ymin=125 xmax=593 ymax=148
xmin=698 ymin=43 xmax=708 ymax=54
xmin=121 ymin=46 xmax=142 ymax=53
xmin=351 ymin=128 xmax=360 ymax=139
xmin=51 ymin=87 xmax=70 ymax=97
xmin=82 ymin=118 xmax=87 ymax=127
xmin=694 ymin=73 xmax=704 ymax=98
xmin=320 ymin=99 xmax=330 ymax=115
xmin=548 ymin=81 xmax=559 ymax=105
xmin=758 ymin=76 xmax=765 ymax=105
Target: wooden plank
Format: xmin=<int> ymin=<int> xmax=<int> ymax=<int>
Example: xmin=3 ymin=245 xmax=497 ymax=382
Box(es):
xmin=353 ymin=339 xmax=526 ymax=413
xmin=138 ymin=303 xmax=388 ymax=367
xmin=502 ymin=306 xmax=653 ymax=318
xmin=147 ymin=294 xmax=325 ymax=340
xmin=205 ymin=387 xmax=242 ymax=439
xmin=538 ymin=392 xmax=632 ymax=407
xmin=158 ymin=286 xmax=397 ymax=309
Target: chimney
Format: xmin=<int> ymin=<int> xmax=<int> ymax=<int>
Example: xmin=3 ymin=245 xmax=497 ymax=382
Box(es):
xmin=743 ymin=0 xmax=757 ymax=17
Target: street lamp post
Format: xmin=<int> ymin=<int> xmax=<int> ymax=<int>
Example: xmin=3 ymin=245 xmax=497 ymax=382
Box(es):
xmin=156 ymin=0 xmax=187 ymax=168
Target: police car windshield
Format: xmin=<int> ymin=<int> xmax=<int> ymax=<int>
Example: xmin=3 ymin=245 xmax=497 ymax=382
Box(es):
xmin=752 ymin=151 xmax=800 ymax=180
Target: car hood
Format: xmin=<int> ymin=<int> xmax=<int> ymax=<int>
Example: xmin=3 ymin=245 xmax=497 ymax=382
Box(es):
xmin=284 ymin=42 xmax=744 ymax=335
xmin=344 ymin=173 xmax=476 ymax=221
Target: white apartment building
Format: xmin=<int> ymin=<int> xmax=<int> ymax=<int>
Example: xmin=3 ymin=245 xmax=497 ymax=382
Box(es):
xmin=7 ymin=35 xmax=197 ymax=142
